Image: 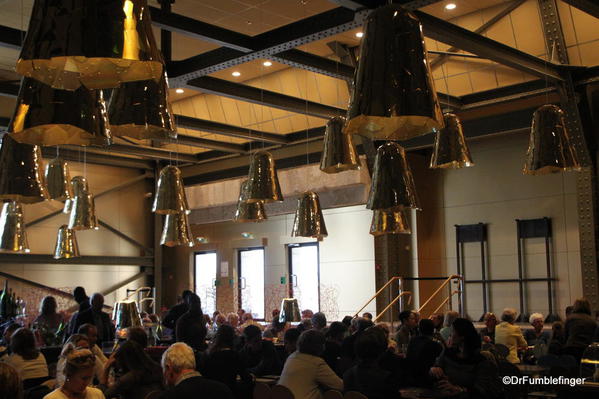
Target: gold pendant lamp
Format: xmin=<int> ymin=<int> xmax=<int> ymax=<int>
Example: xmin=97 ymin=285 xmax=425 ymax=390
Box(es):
xmin=367 ymin=142 xmax=420 ymax=211
xmin=370 ymin=210 xmax=411 ymax=236
xmin=0 ymin=134 xmax=48 ymax=204
xmin=246 ymin=151 xmax=283 ymax=203
xmin=430 ymin=113 xmax=474 ymax=169
xmin=292 ymin=191 xmax=328 ymax=239
xmin=63 ymin=176 xmax=90 ymax=214
xmin=16 ymin=0 xmax=163 ymax=90
xmin=45 ymin=158 xmax=73 ymax=201
xmin=320 ymin=116 xmax=361 ymax=173
xmin=53 ymin=225 xmax=80 ymax=259
xmin=345 ymin=5 xmax=443 ymax=140
xmin=234 ymin=180 xmax=267 ymax=223
xmin=67 ymin=176 xmax=98 ymax=230
xmin=152 ymin=165 xmax=190 ymax=215
xmin=108 ymin=71 xmax=177 ymax=140
xmin=0 ymin=202 xmax=30 ymax=253
xmin=8 ymin=78 xmax=112 ymax=147
xmin=160 ymin=212 xmax=194 ymax=247
xmin=523 ymin=104 xmax=581 ymax=175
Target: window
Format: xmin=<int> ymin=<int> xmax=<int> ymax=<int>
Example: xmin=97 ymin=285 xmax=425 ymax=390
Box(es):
xmin=288 ymin=243 xmax=320 ymax=313
xmin=238 ymin=247 xmax=265 ymax=319
xmin=194 ymin=251 xmax=217 ymax=316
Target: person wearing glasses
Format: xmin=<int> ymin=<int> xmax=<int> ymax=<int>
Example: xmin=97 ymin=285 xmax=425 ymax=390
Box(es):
xmin=44 ymin=348 xmax=104 ymax=399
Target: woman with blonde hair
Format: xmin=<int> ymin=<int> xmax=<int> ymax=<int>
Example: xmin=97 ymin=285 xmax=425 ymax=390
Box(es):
xmin=44 ymin=348 xmax=104 ymax=399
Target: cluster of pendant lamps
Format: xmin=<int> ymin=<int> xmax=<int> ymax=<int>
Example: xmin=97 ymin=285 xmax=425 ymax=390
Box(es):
xmin=0 ymin=0 xmax=185 ymax=256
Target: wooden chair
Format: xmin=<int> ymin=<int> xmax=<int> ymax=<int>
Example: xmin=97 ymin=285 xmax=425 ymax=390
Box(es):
xmin=271 ymin=384 xmax=294 ymax=399
xmin=344 ymin=391 xmax=369 ymax=399
xmin=254 ymin=382 xmax=272 ymax=399
xmin=323 ymin=390 xmax=344 ymax=399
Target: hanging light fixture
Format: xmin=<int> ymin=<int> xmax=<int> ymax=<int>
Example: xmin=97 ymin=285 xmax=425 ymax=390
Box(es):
xmin=67 ymin=176 xmax=98 ymax=231
xmin=246 ymin=151 xmax=283 ymax=203
xmin=63 ymin=176 xmax=90 ymax=214
xmin=0 ymin=202 xmax=30 ymax=253
xmin=0 ymin=134 xmax=48 ymax=204
xmin=370 ymin=209 xmax=411 ymax=236
xmin=53 ymin=225 xmax=80 ymax=259
xmin=430 ymin=113 xmax=474 ymax=169
xmin=234 ymin=180 xmax=267 ymax=223
xmin=292 ymin=191 xmax=328 ymax=239
xmin=523 ymin=104 xmax=581 ymax=175
xmin=152 ymin=165 xmax=190 ymax=215
xmin=160 ymin=212 xmax=194 ymax=247
xmin=8 ymin=78 xmax=112 ymax=147
xmin=45 ymin=158 xmax=73 ymax=201
xmin=108 ymin=71 xmax=176 ymax=140
xmin=16 ymin=0 xmax=163 ymax=90
xmin=320 ymin=116 xmax=361 ymax=173
xmin=367 ymin=142 xmax=420 ymax=211
xmin=345 ymin=5 xmax=443 ymax=140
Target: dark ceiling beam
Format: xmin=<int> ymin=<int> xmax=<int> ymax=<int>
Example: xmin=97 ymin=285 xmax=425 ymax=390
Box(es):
xmin=0 ymin=81 xmax=19 ymax=97
xmin=186 ymin=76 xmax=345 ymax=119
xmin=0 ymin=254 xmax=154 ymax=266
xmin=329 ymin=0 xmax=444 ymax=10
xmin=561 ymin=0 xmax=599 ymax=19
xmin=0 ymin=25 xmax=23 ymax=50
xmin=271 ymin=49 xmax=355 ymax=81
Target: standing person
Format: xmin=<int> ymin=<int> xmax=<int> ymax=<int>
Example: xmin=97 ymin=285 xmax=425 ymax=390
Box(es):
xmin=0 ymin=362 xmax=22 ymax=399
xmin=73 ymin=287 xmax=90 ymax=312
xmin=4 ymin=327 xmax=49 ymax=388
xmin=162 ymin=290 xmax=192 ymax=331
xmin=279 ymin=330 xmax=343 ymax=399
xmin=70 ymin=294 xmax=114 ymax=346
xmin=33 ymin=296 xmax=66 ymax=346
xmin=406 ymin=319 xmax=443 ymax=387
xmin=563 ymin=298 xmax=597 ymax=362
xmin=175 ymin=293 xmax=207 ymax=352
xmin=495 ymin=308 xmax=527 ymax=364
xmin=44 ymin=348 xmax=105 ymax=399
xmin=394 ymin=310 xmax=417 ymax=352
xmin=524 ymin=313 xmax=550 ymax=346
xmin=158 ymin=343 xmax=234 ymax=399
xmin=479 ymin=312 xmax=498 ymax=344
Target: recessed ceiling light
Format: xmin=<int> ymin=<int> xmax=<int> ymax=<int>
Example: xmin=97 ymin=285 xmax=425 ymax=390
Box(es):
xmin=263 ymin=61 xmax=272 ymax=67
xmin=232 ymin=71 xmax=241 ymax=77
xmin=445 ymin=3 xmax=457 ymax=10
xmin=175 ymin=88 xmax=184 ymax=94
xmin=355 ymin=32 xmax=364 ymax=38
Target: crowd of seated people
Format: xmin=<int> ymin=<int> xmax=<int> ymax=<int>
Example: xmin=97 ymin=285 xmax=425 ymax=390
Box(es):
xmin=1 ymin=287 xmax=599 ymax=399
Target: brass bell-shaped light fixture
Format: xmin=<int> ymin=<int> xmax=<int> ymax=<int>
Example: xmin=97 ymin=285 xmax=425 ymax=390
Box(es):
xmin=345 ymin=5 xmax=443 ymax=140
xmin=0 ymin=134 xmax=48 ymax=204
xmin=108 ymin=71 xmax=176 ymax=140
xmin=113 ymin=300 xmax=143 ymax=331
xmin=152 ymin=165 xmax=190 ymax=215
xmin=63 ymin=176 xmax=90 ymax=214
xmin=0 ymin=202 xmax=30 ymax=253
xmin=367 ymin=142 xmax=420 ymax=211
xmin=8 ymin=78 xmax=112 ymax=147
xmin=292 ymin=191 xmax=328 ymax=239
xmin=16 ymin=0 xmax=163 ymax=90
xmin=45 ymin=158 xmax=73 ymax=201
xmin=160 ymin=212 xmax=194 ymax=247
xmin=430 ymin=113 xmax=474 ymax=169
xmin=523 ymin=104 xmax=581 ymax=175
xmin=320 ymin=116 xmax=361 ymax=173
xmin=53 ymin=225 xmax=80 ymax=259
xmin=68 ymin=193 xmax=99 ymax=230
xmin=370 ymin=210 xmax=411 ymax=236
xmin=246 ymin=151 xmax=283 ymax=203
xmin=279 ymin=298 xmax=301 ymax=323
xmin=234 ymin=180 xmax=267 ymax=223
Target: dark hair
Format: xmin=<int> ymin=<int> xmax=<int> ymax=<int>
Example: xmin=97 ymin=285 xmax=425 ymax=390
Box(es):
xmin=326 ymin=321 xmax=348 ymax=342
xmin=418 ymin=319 xmax=435 ymax=336
xmin=565 ymin=305 xmax=574 ymax=316
xmin=572 ymin=298 xmax=591 ymax=315
xmin=311 ymin=312 xmax=327 ymax=329
xmin=298 ymin=330 xmax=325 ymax=356
xmin=73 ymin=287 xmax=87 ymax=304
xmin=399 ymin=310 xmax=413 ymax=323
xmin=182 ymin=290 xmax=193 ymax=301
xmin=452 ymin=318 xmax=481 ymax=358
xmin=284 ymin=328 xmax=301 ymax=345
xmin=355 ymin=327 xmax=387 ymax=360
xmin=0 ymin=362 xmax=22 ymax=399
xmin=114 ymin=341 xmax=161 ymax=382
xmin=551 ymin=321 xmax=565 ymax=339
xmin=356 ymin=318 xmax=374 ymax=332
xmin=127 ymin=327 xmax=148 ymax=349
xmin=10 ymin=328 xmax=39 ymax=360
xmin=77 ymin=324 xmax=96 ymax=336
xmin=39 ymin=296 xmax=57 ymax=316
xmin=208 ymin=325 xmax=236 ymax=355
xmin=341 ymin=316 xmax=353 ymax=327
xmin=243 ymin=325 xmax=262 ymax=342
xmin=362 ymin=312 xmax=373 ymax=320
xmin=297 ymin=319 xmax=313 ymax=333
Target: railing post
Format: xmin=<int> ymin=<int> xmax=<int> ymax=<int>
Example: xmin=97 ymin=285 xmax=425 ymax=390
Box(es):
xmin=398 ymin=277 xmax=404 ymax=313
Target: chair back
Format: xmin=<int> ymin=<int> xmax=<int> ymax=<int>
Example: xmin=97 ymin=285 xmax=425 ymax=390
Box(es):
xmin=271 ymin=384 xmax=294 ymax=399
xmin=324 ymin=390 xmax=344 ymax=399
xmin=254 ymin=382 xmax=272 ymax=399
xmin=344 ymin=392 xmax=368 ymax=399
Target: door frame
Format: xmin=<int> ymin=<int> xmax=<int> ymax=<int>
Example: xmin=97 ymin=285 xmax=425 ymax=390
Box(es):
xmin=237 ymin=246 xmax=266 ymax=320
xmin=287 ymin=242 xmax=321 ymax=311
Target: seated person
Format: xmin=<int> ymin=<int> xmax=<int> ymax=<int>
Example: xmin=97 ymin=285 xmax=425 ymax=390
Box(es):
xmin=322 ymin=322 xmax=347 ymax=376
xmin=282 ymin=328 xmax=301 ymax=363
xmin=406 ymin=319 xmax=443 ymax=387
xmin=548 ymin=321 xmax=566 ymax=355
xmin=478 ymin=312 xmax=497 ymax=344
xmin=524 ymin=313 xmax=550 ymax=346
xmin=44 ymin=348 xmax=105 ymax=399
xmin=0 ymin=362 xmax=22 ymax=399
xmin=495 ymin=308 xmax=527 ymax=364
xmin=126 ymin=327 xmax=148 ymax=349
xmin=56 ymin=334 xmax=103 ymax=387
xmin=239 ymin=325 xmax=281 ymax=376
xmin=2 ymin=327 xmax=49 ymax=389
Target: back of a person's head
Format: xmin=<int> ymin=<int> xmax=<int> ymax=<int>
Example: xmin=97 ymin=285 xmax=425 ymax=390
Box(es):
xmin=39 ymin=295 xmax=57 ymax=315
xmin=64 ymin=348 xmax=95 ymax=378
xmin=373 ymin=323 xmax=390 ymax=338
xmin=419 ymin=319 xmax=435 ymax=336
xmin=284 ymin=328 xmax=301 ymax=345
xmin=62 ymin=334 xmax=89 ymax=356
xmin=311 ymin=312 xmax=327 ymax=329
xmin=501 ymin=308 xmax=517 ymax=323
xmin=297 ymin=318 xmax=313 ymax=333
xmin=73 ymin=286 xmax=87 ymax=303
xmin=362 ymin=312 xmax=373 ymax=320
xmin=572 ymin=298 xmax=591 ymax=315
xmin=565 ymin=305 xmax=574 ymax=316
xmin=452 ymin=318 xmax=481 ymax=356
xmin=399 ymin=310 xmax=412 ymax=324
xmin=127 ymin=326 xmax=148 ymax=349
xmin=162 ymin=342 xmax=195 ymax=372
xmin=355 ymin=327 xmax=387 ymax=360
xmin=181 ymin=290 xmax=193 ymax=302
xmin=243 ymin=324 xmax=262 ymax=342
xmin=341 ymin=316 xmax=353 ymax=327
xmin=551 ymin=321 xmax=564 ymax=335
xmin=185 ymin=293 xmax=202 ymax=310
xmin=297 ymin=329 xmax=325 ymax=356
xmin=0 ymin=362 xmax=22 ymax=399
xmin=10 ymin=328 xmax=38 ymax=360
xmin=77 ymin=323 xmax=95 ymax=336
xmin=326 ymin=321 xmax=348 ymax=341
xmin=115 ymin=340 xmax=154 ymax=373
xmin=443 ymin=311 xmax=459 ymax=327
xmin=210 ymin=324 xmax=236 ymax=353
xmin=356 ymin=318 xmax=374 ymax=332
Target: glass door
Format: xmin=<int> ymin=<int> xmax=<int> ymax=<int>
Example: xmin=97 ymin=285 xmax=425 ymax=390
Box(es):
xmin=288 ymin=243 xmax=320 ymax=313
xmin=194 ymin=251 xmax=217 ymax=316
xmin=238 ymin=247 xmax=265 ymax=319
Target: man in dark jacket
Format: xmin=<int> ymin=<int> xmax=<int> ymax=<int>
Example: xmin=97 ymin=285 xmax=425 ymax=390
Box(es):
xmin=159 ymin=342 xmax=234 ymax=399
xmin=162 ymin=290 xmax=193 ymax=330
xmin=70 ymin=293 xmax=115 ymax=345
xmin=406 ymin=319 xmax=443 ymax=387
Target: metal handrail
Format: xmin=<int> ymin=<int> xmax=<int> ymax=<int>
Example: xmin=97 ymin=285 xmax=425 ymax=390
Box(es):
xmin=353 ymin=276 xmax=401 ymax=318
xmin=431 ymin=290 xmax=460 ymax=315
xmin=374 ymin=291 xmax=413 ymax=322
xmin=417 ymin=275 xmax=462 ymax=313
